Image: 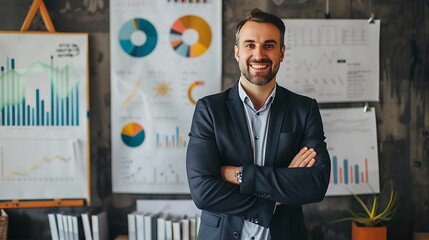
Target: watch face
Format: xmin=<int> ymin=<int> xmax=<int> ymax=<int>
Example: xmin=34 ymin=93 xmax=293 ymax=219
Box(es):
xmin=235 ymin=167 xmax=243 ymax=183
xmin=235 ymin=169 xmax=242 ymax=183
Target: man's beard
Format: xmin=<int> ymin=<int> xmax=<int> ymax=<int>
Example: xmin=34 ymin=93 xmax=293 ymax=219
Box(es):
xmin=241 ymin=59 xmax=278 ymax=86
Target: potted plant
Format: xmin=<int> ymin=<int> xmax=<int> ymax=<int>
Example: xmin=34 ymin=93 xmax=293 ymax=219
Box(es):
xmin=331 ymin=186 xmax=399 ymax=240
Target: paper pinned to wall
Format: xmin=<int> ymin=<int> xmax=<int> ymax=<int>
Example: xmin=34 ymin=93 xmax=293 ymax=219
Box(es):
xmin=278 ymin=19 xmax=380 ymax=103
xmin=321 ymin=107 xmax=380 ymax=196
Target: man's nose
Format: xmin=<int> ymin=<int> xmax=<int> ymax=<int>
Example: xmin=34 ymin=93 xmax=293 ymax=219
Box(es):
xmin=253 ymin=46 xmax=265 ymax=60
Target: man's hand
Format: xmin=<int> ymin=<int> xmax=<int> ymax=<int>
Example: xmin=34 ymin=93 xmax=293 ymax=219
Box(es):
xmin=276 ymin=147 xmax=317 ymax=206
xmin=221 ymin=166 xmax=241 ymax=185
xmin=288 ymin=147 xmax=317 ymax=168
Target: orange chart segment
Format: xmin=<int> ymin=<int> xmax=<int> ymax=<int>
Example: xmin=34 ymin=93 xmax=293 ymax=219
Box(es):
xmin=171 ymin=20 xmax=186 ymax=34
xmin=170 ymin=15 xmax=212 ymax=58
xmin=122 ymin=122 xmax=143 ymax=137
xmin=187 ymin=81 xmax=205 ymax=104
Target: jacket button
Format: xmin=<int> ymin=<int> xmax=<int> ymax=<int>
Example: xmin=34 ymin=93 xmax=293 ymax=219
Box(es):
xmin=255 ymin=219 xmax=259 ymax=224
xmin=233 ymin=232 xmax=240 ymax=238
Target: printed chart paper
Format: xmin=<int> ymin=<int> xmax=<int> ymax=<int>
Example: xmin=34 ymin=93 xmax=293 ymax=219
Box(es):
xmin=110 ymin=0 xmax=222 ymax=193
xmin=278 ymin=19 xmax=380 ymax=103
xmin=321 ymin=108 xmax=380 ymax=196
xmin=0 ymin=32 xmax=89 ymax=200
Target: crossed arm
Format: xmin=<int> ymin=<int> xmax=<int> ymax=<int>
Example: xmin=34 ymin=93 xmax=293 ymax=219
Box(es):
xmin=221 ymin=147 xmax=317 ymax=185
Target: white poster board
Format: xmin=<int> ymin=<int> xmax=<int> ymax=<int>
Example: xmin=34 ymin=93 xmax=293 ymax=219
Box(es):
xmin=278 ymin=19 xmax=380 ymax=103
xmin=321 ymin=108 xmax=380 ymax=196
xmin=0 ymin=32 xmax=89 ymax=200
xmin=110 ymin=0 xmax=222 ymax=193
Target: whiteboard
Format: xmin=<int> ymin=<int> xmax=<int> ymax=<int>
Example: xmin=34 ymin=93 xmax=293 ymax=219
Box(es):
xmin=0 ymin=32 xmax=90 ymax=200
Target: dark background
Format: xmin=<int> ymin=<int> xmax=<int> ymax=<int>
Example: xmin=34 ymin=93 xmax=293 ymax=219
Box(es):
xmin=0 ymin=0 xmax=428 ymax=239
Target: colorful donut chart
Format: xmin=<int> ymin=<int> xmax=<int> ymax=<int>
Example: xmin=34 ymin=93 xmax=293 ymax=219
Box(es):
xmin=170 ymin=15 xmax=212 ymax=58
xmin=119 ymin=18 xmax=157 ymax=57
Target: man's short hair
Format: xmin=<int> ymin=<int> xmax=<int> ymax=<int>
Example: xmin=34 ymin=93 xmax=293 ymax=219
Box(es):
xmin=235 ymin=8 xmax=286 ymax=46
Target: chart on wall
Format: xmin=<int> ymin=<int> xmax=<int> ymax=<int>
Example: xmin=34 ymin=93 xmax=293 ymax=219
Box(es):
xmin=0 ymin=32 xmax=89 ymax=200
xmin=321 ymin=108 xmax=380 ymax=196
xmin=110 ymin=0 xmax=221 ymax=193
xmin=277 ymin=19 xmax=380 ymax=103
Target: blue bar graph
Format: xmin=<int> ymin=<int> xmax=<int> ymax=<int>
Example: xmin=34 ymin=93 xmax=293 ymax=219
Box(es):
xmin=156 ymin=127 xmax=188 ymax=149
xmin=331 ymin=155 xmax=369 ymax=185
xmin=0 ymin=57 xmax=81 ymax=127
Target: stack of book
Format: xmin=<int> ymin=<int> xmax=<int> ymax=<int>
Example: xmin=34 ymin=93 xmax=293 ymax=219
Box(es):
xmin=127 ymin=211 xmax=200 ymax=240
xmin=48 ymin=209 xmax=108 ymax=240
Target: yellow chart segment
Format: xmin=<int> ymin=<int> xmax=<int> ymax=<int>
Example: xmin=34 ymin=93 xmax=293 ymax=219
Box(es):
xmin=122 ymin=79 xmax=142 ymax=107
xmin=170 ymin=15 xmax=212 ymax=58
xmin=180 ymin=16 xmax=211 ymax=48
xmin=187 ymin=81 xmax=205 ymax=104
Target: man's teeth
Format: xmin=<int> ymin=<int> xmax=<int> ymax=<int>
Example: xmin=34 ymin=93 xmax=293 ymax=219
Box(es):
xmin=251 ymin=64 xmax=268 ymax=69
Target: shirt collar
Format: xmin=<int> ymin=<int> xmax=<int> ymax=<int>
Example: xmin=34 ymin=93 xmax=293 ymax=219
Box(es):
xmin=238 ymin=80 xmax=276 ymax=112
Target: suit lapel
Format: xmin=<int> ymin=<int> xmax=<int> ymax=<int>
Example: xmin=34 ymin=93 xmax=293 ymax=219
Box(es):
xmin=226 ymin=83 xmax=254 ymax=164
xmin=264 ymin=86 xmax=287 ymax=166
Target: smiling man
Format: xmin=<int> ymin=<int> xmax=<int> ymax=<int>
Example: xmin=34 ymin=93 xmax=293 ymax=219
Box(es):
xmin=186 ymin=8 xmax=331 ymax=240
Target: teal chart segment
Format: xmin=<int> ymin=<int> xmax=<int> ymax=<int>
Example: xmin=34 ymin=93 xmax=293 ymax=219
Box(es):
xmin=119 ymin=18 xmax=158 ymax=57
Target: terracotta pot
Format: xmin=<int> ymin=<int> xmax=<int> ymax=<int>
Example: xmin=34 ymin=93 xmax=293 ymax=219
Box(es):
xmin=352 ymin=221 xmax=387 ymax=240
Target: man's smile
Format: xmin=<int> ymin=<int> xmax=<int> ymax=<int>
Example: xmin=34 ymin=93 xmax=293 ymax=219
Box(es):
xmin=250 ymin=63 xmax=270 ymax=69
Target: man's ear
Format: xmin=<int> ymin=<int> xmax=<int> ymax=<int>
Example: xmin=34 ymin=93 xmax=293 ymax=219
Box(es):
xmin=280 ymin=45 xmax=285 ymax=62
xmin=234 ymin=45 xmax=239 ymax=62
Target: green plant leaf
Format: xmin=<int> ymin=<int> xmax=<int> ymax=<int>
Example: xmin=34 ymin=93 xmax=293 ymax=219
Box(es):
xmin=330 ymin=185 xmax=399 ymax=227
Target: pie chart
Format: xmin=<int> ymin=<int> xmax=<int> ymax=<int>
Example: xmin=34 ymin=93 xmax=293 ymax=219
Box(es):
xmin=119 ymin=18 xmax=157 ymax=57
xmin=121 ymin=122 xmax=145 ymax=147
xmin=170 ymin=15 xmax=212 ymax=58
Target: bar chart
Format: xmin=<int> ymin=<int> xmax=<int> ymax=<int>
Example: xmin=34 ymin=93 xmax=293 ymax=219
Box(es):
xmin=0 ymin=57 xmax=81 ymax=127
xmin=156 ymin=126 xmax=187 ymax=149
xmin=321 ymin=108 xmax=380 ymax=196
xmin=330 ymin=156 xmax=369 ymax=185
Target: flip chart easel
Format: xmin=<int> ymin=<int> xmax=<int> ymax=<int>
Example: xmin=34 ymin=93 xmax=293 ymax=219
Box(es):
xmin=20 ymin=0 xmax=55 ymax=32
xmin=0 ymin=0 xmax=89 ymax=209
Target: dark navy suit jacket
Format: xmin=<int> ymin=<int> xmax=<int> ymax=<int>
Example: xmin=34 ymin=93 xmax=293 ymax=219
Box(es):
xmin=186 ymin=82 xmax=330 ymax=240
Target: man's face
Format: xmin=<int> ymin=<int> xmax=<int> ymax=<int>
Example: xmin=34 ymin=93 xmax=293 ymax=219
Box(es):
xmin=234 ymin=21 xmax=285 ymax=86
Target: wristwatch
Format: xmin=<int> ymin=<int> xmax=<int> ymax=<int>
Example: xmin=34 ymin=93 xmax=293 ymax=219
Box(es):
xmin=235 ymin=165 xmax=243 ymax=184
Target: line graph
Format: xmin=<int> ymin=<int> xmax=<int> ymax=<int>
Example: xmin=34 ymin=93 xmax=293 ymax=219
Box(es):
xmin=0 ymin=139 xmax=77 ymax=182
xmin=295 ymin=51 xmax=344 ymax=72
xmin=119 ymin=156 xmax=187 ymax=193
xmin=5 ymin=155 xmax=71 ymax=178
xmin=122 ymin=79 xmax=142 ymax=106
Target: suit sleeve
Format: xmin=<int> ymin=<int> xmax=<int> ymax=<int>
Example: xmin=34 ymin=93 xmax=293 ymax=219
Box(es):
xmin=186 ymin=99 xmax=275 ymax=228
xmin=240 ymin=99 xmax=331 ymax=205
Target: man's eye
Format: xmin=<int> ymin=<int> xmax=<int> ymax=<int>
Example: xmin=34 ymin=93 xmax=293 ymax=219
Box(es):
xmin=245 ymin=44 xmax=255 ymax=48
xmin=264 ymin=44 xmax=274 ymax=49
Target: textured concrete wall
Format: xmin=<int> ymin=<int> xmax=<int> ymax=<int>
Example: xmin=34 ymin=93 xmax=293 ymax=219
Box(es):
xmin=0 ymin=0 xmax=428 ymax=239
